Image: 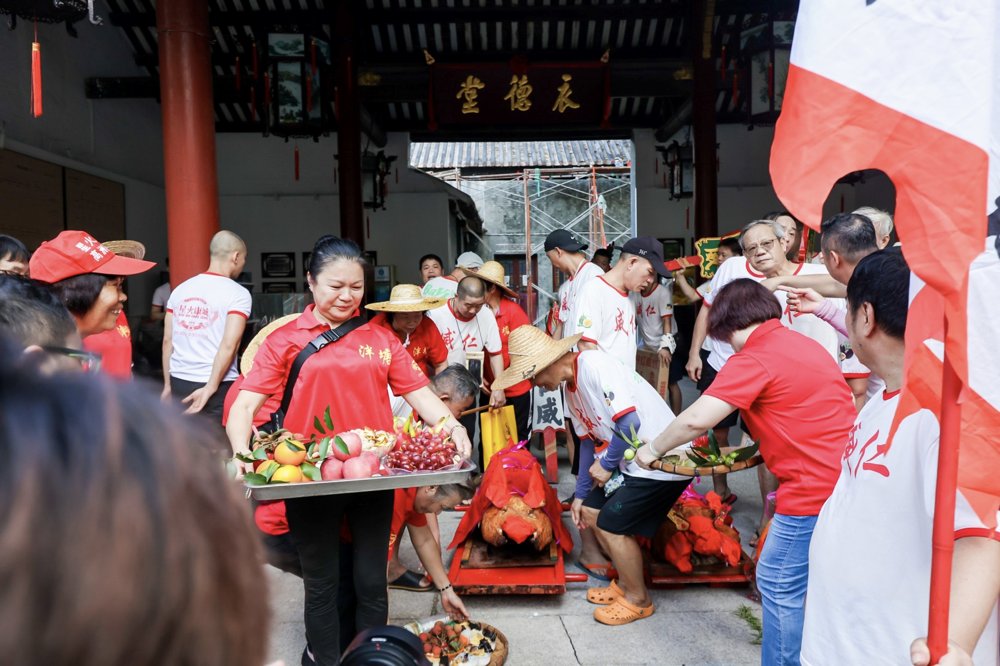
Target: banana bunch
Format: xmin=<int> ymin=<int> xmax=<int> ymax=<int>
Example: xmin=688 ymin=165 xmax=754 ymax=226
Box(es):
xmin=686 ymin=430 xmax=759 ymax=467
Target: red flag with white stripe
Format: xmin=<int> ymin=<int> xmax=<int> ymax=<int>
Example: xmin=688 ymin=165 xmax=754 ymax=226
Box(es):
xmin=770 ymin=2 xmax=1000 ymax=660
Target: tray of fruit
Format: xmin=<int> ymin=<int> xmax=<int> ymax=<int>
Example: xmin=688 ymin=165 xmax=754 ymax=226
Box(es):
xmin=647 ymin=431 xmax=762 ymax=477
xmin=403 ymin=617 xmax=507 ymax=666
xmin=240 ymin=411 xmax=477 ymax=500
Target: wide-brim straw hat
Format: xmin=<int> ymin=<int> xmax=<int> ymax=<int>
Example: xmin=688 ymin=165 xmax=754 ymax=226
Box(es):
xmin=365 ymin=283 xmax=447 ymax=312
xmin=460 ymin=260 xmax=517 ymax=298
xmin=240 ymin=314 xmax=299 ymax=375
xmin=492 ymin=325 xmax=582 ymax=391
xmin=102 ymin=240 xmax=147 ymax=261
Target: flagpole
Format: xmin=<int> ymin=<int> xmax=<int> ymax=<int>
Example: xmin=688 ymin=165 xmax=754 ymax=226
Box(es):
xmin=927 ymin=318 xmax=962 ymax=663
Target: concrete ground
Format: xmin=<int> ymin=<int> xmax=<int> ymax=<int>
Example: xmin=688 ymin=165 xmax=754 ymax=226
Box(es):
xmin=265 ymin=378 xmax=765 ymax=666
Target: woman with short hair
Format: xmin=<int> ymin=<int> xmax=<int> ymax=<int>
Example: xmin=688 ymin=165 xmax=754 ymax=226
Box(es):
xmin=638 ymin=278 xmax=856 ymax=666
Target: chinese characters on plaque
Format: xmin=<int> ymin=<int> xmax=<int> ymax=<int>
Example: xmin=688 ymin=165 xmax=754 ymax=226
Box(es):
xmin=431 ymin=62 xmax=608 ymax=128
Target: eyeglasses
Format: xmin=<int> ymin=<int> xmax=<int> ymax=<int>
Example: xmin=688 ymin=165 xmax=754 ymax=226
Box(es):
xmin=743 ymin=238 xmax=779 ymax=255
xmin=42 ymin=346 xmax=102 ymax=373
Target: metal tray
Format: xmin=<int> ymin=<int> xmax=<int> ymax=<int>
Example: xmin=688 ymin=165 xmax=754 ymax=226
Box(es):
xmin=245 ymin=460 xmax=479 ymax=500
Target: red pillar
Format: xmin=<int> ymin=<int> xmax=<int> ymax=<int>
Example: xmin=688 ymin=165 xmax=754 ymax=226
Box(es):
xmin=692 ymin=0 xmax=719 ymax=240
xmin=157 ymin=0 xmax=220 ymax=286
xmin=336 ymin=2 xmax=364 ymax=248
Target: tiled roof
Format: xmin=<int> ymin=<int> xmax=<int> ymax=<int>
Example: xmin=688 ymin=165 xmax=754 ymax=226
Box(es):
xmin=410 ymin=140 xmax=632 ymax=169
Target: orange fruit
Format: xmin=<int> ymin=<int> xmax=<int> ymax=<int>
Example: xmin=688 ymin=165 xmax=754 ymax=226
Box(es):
xmin=271 ymin=464 xmax=303 ymax=483
xmin=274 ymin=439 xmax=307 ymax=466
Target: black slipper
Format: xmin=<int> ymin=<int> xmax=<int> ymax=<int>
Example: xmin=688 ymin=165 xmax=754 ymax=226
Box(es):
xmin=388 ymin=569 xmax=433 ymax=592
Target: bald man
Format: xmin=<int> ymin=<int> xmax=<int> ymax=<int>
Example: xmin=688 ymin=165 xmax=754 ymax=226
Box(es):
xmin=162 ymin=231 xmax=251 ymax=424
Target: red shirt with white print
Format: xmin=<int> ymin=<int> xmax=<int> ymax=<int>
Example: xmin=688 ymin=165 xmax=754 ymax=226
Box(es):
xmin=369 ymin=312 xmax=448 ymax=378
xmin=484 ymin=297 xmax=533 ymax=398
xmin=704 ymin=319 xmax=856 ymax=516
xmin=802 ymin=390 xmax=999 ymax=666
xmin=574 ymin=276 xmax=637 ymax=371
xmin=425 ymin=300 xmax=502 ymax=366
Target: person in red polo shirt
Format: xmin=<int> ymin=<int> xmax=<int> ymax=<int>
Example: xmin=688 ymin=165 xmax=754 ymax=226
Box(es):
xmin=466 ymin=261 xmax=535 ymax=442
xmin=366 ymin=284 xmax=448 ymax=377
xmin=638 ymin=278 xmax=855 ymax=666
xmin=226 ymin=235 xmax=471 ymax=666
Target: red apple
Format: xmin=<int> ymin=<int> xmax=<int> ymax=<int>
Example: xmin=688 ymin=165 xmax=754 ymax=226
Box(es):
xmin=358 ymin=451 xmax=380 ymax=475
xmin=320 ymin=457 xmax=344 ymax=480
xmin=342 ymin=456 xmax=372 ymax=479
xmin=332 ymin=431 xmax=363 ymax=461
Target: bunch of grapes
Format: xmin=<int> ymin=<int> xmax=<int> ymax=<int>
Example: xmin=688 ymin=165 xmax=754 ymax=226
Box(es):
xmin=385 ymin=425 xmax=461 ymax=472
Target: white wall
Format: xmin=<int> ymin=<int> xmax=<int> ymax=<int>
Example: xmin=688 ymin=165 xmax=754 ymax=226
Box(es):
xmin=0 ymin=19 xmax=167 ymax=312
xmin=632 ymin=126 xmax=898 ymax=247
xmin=215 ymin=131 xmax=458 ymax=289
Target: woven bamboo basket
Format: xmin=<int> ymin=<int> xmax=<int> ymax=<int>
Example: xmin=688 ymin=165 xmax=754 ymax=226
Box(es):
xmin=650 ymin=446 xmax=763 ymax=477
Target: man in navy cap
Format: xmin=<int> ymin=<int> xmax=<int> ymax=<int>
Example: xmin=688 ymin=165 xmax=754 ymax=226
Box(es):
xmin=545 ymin=230 xmax=604 ymax=341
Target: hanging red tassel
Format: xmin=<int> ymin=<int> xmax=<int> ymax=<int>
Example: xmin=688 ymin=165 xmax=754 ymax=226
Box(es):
xmin=235 ymin=55 xmax=241 ymax=91
xmin=294 ymin=145 xmax=300 ymax=181
xmin=720 ymin=45 xmax=727 ymax=82
xmin=31 ymin=24 xmax=42 ymax=118
xmin=252 ymin=40 xmax=259 ymax=81
xmin=250 ymin=85 xmax=257 ymax=121
xmin=768 ymin=60 xmax=775 ymax=102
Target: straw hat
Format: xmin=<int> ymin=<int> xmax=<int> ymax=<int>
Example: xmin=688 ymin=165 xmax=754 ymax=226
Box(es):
xmin=365 ymin=284 xmax=447 ymax=312
xmin=492 ymin=325 xmax=582 ymax=391
xmin=102 ymin=239 xmax=147 ymax=261
xmin=460 ymin=260 xmax=517 ymax=298
xmin=240 ymin=314 xmax=299 ymax=375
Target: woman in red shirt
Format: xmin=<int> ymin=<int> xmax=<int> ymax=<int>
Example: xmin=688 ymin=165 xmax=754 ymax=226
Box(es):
xmin=226 ymin=236 xmax=471 ymax=666
xmin=637 ymin=278 xmax=855 ymax=666
xmin=366 ymin=283 xmax=449 ymax=377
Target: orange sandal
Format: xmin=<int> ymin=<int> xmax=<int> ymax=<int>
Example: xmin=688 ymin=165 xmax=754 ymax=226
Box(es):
xmin=586 ymin=580 xmax=624 ymax=605
xmin=593 ymin=597 xmax=655 ymax=625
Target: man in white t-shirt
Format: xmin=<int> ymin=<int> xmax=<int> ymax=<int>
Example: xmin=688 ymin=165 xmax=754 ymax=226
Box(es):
xmin=162 ymin=231 xmax=251 ymax=422
xmin=421 ymin=251 xmax=484 ymax=299
xmin=801 ymin=248 xmax=999 ymax=666
xmin=630 ymin=279 xmax=676 ymax=366
xmin=575 ymin=237 xmax=673 ymax=372
xmin=493 ymin=326 xmax=693 ymax=627
xmin=545 ymin=230 xmax=605 ymax=340
xmin=151 ymin=280 xmax=171 ymax=321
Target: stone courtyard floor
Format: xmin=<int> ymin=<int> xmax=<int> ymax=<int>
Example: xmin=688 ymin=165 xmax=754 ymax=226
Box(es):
xmin=266 ymin=379 xmax=765 ymax=666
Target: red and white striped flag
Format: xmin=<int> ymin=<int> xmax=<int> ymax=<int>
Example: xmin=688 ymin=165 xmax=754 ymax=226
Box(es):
xmin=770 ymin=3 xmax=1000 ymax=657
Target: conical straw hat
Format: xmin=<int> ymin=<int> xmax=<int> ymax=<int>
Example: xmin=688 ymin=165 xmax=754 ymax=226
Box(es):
xmin=365 ymin=284 xmax=447 ymax=312
xmin=492 ymin=325 xmax=582 ymax=391
xmin=240 ymin=314 xmax=299 ymax=375
xmin=461 ymin=260 xmax=517 ymax=298
xmin=102 ymin=240 xmax=147 ymax=261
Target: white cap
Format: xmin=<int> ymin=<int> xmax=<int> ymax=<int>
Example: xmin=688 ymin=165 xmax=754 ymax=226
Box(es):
xmin=456 ymin=251 xmax=485 ymax=269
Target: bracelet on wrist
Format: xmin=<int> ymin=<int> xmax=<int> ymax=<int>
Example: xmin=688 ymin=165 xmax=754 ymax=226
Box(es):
xmin=437 ymin=583 xmax=453 ymax=593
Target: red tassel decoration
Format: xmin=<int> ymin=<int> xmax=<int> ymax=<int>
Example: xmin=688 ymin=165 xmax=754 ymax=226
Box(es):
xmin=235 ymin=55 xmax=241 ymax=91
xmin=31 ymin=24 xmax=42 ymax=118
xmin=252 ymin=40 xmax=259 ymax=81
xmin=294 ymin=145 xmax=300 ymax=181
xmin=720 ymin=45 xmax=727 ymax=82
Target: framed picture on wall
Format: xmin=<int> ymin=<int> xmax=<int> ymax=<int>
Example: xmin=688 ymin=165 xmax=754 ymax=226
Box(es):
xmin=262 ymin=281 xmax=297 ymax=294
xmin=659 ymin=238 xmax=687 ymax=261
xmin=262 ymin=252 xmax=296 ymax=278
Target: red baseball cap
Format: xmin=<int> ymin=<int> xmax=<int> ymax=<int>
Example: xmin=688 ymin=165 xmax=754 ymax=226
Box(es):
xmin=29 ymin=230 xmax=156 ymax=284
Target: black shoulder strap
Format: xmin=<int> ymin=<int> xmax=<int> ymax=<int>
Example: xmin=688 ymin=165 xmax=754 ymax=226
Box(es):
xmin=272 ymin=316 xmax=365 ymax=427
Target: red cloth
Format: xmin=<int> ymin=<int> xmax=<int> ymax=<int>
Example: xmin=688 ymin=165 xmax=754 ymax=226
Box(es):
xmin=483 ymin=297 xmax=532 ymax=398
xmin=82 ymin=310 xmax=132 ymax=379
xmin=704 ymin=319 xmax=856 ymax=515
xmin=369 ymin=312 xmax=448 ymax=378
xmin=241 ymin=305 xmax=428 ymax=438
xmin=448 ymin=442 xmax=573 ymax=553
